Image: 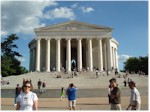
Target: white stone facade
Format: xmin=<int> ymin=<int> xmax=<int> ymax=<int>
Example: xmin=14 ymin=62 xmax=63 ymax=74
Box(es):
xmin=28 ymin=21 xmax=119 ymax=72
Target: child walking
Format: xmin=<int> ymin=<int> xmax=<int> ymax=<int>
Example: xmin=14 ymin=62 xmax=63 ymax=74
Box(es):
xmin=60 ymin=87 xmax=65 ymax=101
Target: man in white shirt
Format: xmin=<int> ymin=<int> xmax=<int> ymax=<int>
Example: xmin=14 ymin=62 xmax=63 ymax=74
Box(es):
xmin=126 ymin=81 xmax=141 ymax=110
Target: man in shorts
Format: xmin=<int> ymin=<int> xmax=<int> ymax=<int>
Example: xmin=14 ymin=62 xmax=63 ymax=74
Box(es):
xmin=66 ymin=83 xmax=78 ymax=110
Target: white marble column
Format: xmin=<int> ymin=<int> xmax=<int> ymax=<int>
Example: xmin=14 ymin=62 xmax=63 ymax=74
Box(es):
xmin=46 ymin=39 xmax=51 ymax=72
xmin=29 ymin=49 xmax=32 ymax=71
xmin=112 ymin=47 xmax=114 ymax=68
xmin=31 ymin=48 xmax=34 ymax=71
xmin=77 ymin=38 xmax=82 ymax=71
xmin=36 ymin=39 xmax=41 ymax=71
xmin=113 ymin=48 xmax=116 ymax=69
xmin=56 ymin=39 xmax=61 ymax=72
xmin=107 ymin=38 xmax=112 ymax=70
xmin=66 ymin=39 xmax=71 ymax=72
xmin=33 ymin=48 xmax=36 ymax=71
xmin=88 ymin=38 xmax=93 ymax=71
xmin=104 ymin=42 xmax=107 ymax=70
xmin=115 ymin=49 xmax=119 ymax=69
xmin=98 ymin=38 xmax=103 ymax=71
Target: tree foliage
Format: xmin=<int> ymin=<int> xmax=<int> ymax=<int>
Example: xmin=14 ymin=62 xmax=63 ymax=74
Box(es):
xmin=1 ymin=34 xmax=28 ymax=77
xmin=124 ymin=56 xmax=148 ymax=75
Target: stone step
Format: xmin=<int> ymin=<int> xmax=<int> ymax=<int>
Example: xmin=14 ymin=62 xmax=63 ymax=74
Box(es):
xmin=1 ymin=87 xmax=148 ymax=98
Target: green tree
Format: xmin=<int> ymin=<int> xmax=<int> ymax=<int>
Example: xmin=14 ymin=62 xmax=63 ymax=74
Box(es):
xmin=139 ymin=56 xmax=148 ymax=75
xmin=124 ymin=56 xmax=148 ymax=75
xmin=20 ymin=66 xmax=29 ymax=74
xmin=1 ymin=34 xmax=28 ymax=77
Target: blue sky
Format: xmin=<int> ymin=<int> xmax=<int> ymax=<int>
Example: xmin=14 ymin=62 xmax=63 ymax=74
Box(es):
xmin=1 ymin=1 xmax=148 ymax=70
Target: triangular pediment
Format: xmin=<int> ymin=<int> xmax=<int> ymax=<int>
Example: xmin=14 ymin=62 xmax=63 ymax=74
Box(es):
xmin=35 ymin=21 xmax=113 ymax=32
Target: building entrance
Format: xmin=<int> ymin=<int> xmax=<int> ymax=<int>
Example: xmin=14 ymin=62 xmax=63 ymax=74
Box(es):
xmin=63 ymin=47 xmax=77 ymax=70
xmin=71 ymin=48 xmax=77 ymax=70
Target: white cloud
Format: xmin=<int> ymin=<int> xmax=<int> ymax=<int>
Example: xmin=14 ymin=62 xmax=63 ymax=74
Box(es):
xmin=71 ymin=3 xmax=78 ymax=8
xmin=118 ymin=54 xmax=131 ymax=62
xmin=1 ymin=1 xmax=95 ymax=37
xmin=80 ymin=6 xmax=94 ymax=13
xmin=1 ymin=31 xmax=8 ymax=36
xmin=16 ymin=57 xmax=26 ymax=62
xmin=44 ymin=7 xmax=75 ymax=20
xmin=1 ymin=1 xmax=57 ymax=36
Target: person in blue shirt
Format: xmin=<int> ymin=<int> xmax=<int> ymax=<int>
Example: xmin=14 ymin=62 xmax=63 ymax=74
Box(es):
xmin=66 ymin=83 xmax=78 ymax=110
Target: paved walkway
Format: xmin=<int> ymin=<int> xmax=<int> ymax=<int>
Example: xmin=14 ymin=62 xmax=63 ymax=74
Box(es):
xmin=1 ymin=71 xmax=148 ymax=110
xmin=1 ymin=96 xmax=148 ymax=110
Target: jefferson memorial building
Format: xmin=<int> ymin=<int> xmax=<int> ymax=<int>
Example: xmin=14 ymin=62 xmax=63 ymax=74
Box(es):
xmin=28 ymin=21 xmax=119 ymax=72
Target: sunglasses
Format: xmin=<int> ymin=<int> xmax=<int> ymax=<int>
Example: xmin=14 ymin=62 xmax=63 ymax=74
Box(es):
xmin=24 ymin=86 xmax=31 ymax=88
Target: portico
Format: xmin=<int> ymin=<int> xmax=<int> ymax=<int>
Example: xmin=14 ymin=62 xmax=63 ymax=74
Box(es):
xmin=29 ymin=21 xmax=119 ymax=72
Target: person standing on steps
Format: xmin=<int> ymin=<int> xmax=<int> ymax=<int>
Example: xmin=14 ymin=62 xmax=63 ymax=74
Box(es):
xmin=42 ymin=82 xmax=46 ymax=93
xmin=14 ymin=84 xmax=22 ymax=107
xmin=37 ymin=79 xmax=42 ymax=93
xmin=60 ymin=87 xmax=65 ymax=101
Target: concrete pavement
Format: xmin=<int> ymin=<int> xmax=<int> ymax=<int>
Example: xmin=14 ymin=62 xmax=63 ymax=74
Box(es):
xmin=1 ymin=71 xmax=148 ymax=110
xmin=1 ymin=96 xmax=148 ymax=110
